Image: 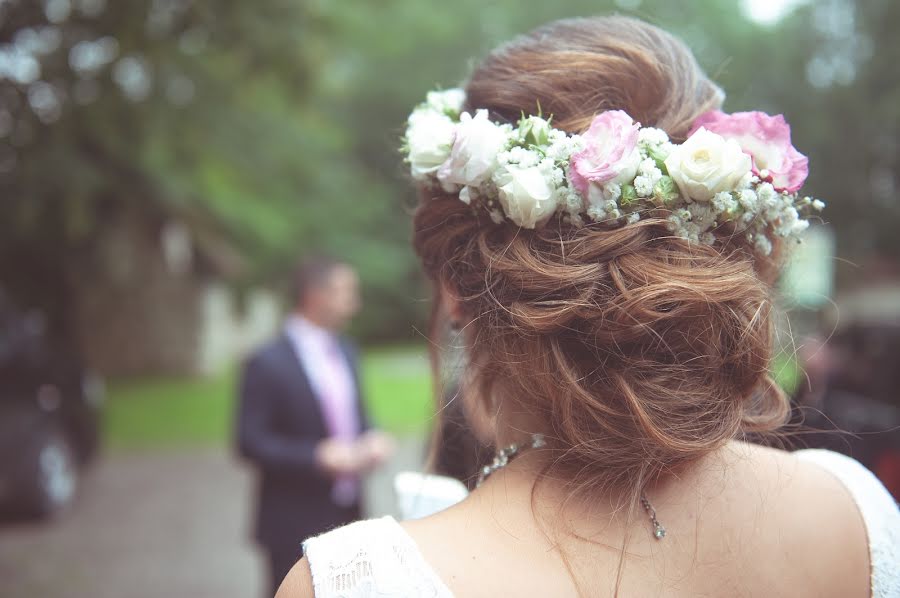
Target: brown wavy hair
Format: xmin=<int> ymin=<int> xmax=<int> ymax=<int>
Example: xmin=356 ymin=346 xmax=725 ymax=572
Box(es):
xmin=413 ymin=16 xmax=789 ymax=496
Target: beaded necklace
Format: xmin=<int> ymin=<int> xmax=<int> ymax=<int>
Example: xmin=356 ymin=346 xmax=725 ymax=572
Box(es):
xmin=475 ymin=433 xmax=666 ymax=540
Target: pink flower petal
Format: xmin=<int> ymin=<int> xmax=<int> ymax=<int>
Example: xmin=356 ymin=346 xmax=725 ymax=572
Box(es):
xmin=691 ymin=110 xmax=808 ymax=192
xmin=569 ymin=110 xmax=640 ymax=193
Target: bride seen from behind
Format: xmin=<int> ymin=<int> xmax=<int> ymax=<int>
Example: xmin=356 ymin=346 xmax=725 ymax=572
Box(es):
xmin=279 ymin=15 xmax=899 ymax=598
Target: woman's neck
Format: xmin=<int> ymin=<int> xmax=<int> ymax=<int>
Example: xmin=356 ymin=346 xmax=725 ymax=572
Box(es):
xmin=469 ymin=440 xmax=730 ymax=545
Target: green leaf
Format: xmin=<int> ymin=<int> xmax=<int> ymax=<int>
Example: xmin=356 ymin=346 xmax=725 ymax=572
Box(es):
xmin=620 ymin=184 xmax=638 ymax=206
xmin=648 ymin=146 xmax=670 ymax=174
xmin=652 ymin=176 xmax=680 ymax=207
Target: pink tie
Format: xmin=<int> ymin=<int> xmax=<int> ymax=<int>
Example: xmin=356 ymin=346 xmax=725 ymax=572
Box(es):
xmin=320 ymin=337 xmax=359 ymax=507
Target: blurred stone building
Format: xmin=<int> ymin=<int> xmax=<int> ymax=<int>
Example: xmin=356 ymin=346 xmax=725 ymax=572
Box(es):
xmin=72 ymin=210 xmax=279 ymax=377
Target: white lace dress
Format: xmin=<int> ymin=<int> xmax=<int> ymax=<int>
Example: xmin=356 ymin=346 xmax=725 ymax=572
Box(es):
xmin=303 ymin=449 xmax=900 ymax=598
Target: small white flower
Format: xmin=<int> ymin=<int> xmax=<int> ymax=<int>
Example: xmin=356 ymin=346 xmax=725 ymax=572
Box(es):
xmin=754 ymin=235 xmax=773 ymax=256
xmin=756 ymin=182 xmax=776 ymax=204
xmin=634 ymin=175 xmax=654 ymax=197
xmin=587 ymin=205 xmax=607 ymax=222
xmin=547 ymin=129 xmax=568 ymax=143
xmin=791 ymin=218 xmax=810 ymax=235
xmin=738 ymin=188 xmax=758 ymax=211
xmin=564 ymin=188 xmax=583 ymax=212
xmin=546 ymin=135 xmax=580 ymax=163
xmin=426 ymin=88 xmax=466 ymax=115
xmin=783 ymin=206 xmax=799 ymax=223
xmin=812 ymin=199 xmax=825 ymax=210
xmin=544 ymin=163 xmax=565 ymax=188
xmin=489 ymin=209 xmax=505 ymax=225
xmin=687 ymin=228 xmax=701 ymax=243
xmin=712 ymin=191 xmax=738 ymax=214
xmin=638 ymin=158 xmax=658 ymax=176
xmin=626 ymin=213 xmax=640 ymax=225
xmin=664 ymin=128 xmax=752 ymax=202
xmin=604 ymin=182 xmax=622 ymax=202
xmin=638 ymin=127 xmax=670 ymax=147
xmin=506 ymin=146 xmax=540 ymax=168
xmin=688 ymin=203 xmax=717 ymax=230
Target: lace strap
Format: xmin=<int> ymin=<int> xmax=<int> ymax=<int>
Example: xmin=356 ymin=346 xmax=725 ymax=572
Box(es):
xmin=795 ymin=449 xmax=900 ymax=598
xmin=303 ymin=516 xmax=453 ymax=598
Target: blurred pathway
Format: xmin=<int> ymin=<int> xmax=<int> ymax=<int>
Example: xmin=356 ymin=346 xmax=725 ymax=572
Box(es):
xmin=0 ymin=437 xmax=425 ymax=598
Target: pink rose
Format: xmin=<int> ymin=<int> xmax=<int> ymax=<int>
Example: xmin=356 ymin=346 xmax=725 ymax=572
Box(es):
xmin=690 ymin=110 xmax=808 ymax=193
xmin=569 ymin=110 xmax=641 ymax=194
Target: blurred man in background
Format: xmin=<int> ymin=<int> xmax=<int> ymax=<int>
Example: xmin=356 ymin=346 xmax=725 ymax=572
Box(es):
xmin=236 ymin=256 xmax=392 ymax=596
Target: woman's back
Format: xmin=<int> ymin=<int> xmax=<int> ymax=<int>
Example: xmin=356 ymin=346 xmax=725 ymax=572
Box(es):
xmin=403 ymin=443 xmax=874 ymax=597
xmin=287 ymin=442 xmax=898 ymax=597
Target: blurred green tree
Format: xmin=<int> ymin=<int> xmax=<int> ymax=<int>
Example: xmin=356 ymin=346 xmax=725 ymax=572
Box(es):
xmin=1 ymin=0 xmax=895 ymax=354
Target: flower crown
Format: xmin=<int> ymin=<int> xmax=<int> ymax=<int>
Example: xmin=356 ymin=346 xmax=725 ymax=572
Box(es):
xmin=402 ymin=88 xmax=824 ymax=255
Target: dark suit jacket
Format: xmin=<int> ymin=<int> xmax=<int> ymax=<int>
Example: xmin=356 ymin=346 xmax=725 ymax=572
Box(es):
xmin=236 ymin=333 xmax=370 ymax=550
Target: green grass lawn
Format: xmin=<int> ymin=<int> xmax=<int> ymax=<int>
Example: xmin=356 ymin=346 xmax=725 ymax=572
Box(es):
xmin=103 ymin=345 xmax=434 ymax=451
xmin=104 ymin=344 xmax=801 ymax=452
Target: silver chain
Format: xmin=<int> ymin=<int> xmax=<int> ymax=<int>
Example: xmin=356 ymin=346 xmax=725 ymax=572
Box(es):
xmin=476 ymin=433 xmax=666 ymax=541
xmin=640 ymin=494 xmax=667 ymax=539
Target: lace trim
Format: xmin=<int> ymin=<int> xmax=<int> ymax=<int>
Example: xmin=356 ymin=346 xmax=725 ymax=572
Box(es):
xmin=303 ymin=516 xmax=453 ymax=598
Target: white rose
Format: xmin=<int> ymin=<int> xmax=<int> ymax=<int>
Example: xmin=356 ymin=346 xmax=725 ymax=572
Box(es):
xmin=494 ymin=164 xmax=557 ymax=229
xmin=664 ymin=127 xmax=752 ymax=202
xmin=437 ymin=109 xmax=509 ymax=188
xmin=406 ymin=109 xmax=456 ymax=181
xmin=426 ymin=88 xmax=466 ymax=115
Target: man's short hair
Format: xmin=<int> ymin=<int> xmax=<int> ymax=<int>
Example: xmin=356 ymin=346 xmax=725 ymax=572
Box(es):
xmin=292 ymin=255 xmax=346 ymax=305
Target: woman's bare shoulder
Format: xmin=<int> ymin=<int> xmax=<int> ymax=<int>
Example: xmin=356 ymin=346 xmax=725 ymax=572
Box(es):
xmin=275 ymin=556 xmax=315 ymax=598
xmin=724 ymin=441 xmax=868 ymax=526
xmin=726 ymin=441 xmax=865 ymax=499
xmin=724 ymin=441 xmax=870 ymax=594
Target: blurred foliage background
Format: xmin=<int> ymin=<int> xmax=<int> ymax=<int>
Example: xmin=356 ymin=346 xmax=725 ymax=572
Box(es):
xmin=1 ymin=0 xmax=897 ymax=346
xmin=2 ymin=3 xmax=898 ymax=595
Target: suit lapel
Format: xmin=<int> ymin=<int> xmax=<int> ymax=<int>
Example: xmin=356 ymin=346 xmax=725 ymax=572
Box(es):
xmin=276 ymin=334 xmax=329 ymax=436
xmin=336 ymin=338 xmax=369 ymax=431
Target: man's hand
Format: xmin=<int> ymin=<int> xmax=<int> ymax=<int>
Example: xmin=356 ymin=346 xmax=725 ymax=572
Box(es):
xmin=356 ymin=430 xmax=395 ymax=471
xmin=314 ymin=438 xmax=363 ymax=476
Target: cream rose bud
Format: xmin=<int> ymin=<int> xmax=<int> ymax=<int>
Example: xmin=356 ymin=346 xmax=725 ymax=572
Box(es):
xmin=495 ymin=165 xmax=557 ymax=229
xmin=437 ymin=109 xmax=509 ymax=188
xmin=664 ymin=127 xmax=752 ymax=202
xmin=406 ymin=109 xmax=457 ymax=180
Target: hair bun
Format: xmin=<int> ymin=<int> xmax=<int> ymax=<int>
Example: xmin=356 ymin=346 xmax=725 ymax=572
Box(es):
xmin=413 ymin=16 xmax=789 ymax=494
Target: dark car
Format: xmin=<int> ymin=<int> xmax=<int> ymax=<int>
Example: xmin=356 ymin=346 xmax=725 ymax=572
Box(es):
xmin=0 ymin=292 xmax=103 ymax=518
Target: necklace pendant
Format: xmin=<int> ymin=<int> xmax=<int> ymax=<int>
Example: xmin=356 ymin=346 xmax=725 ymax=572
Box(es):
xmin=476 ymin=434 xmax=666 ymax=542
